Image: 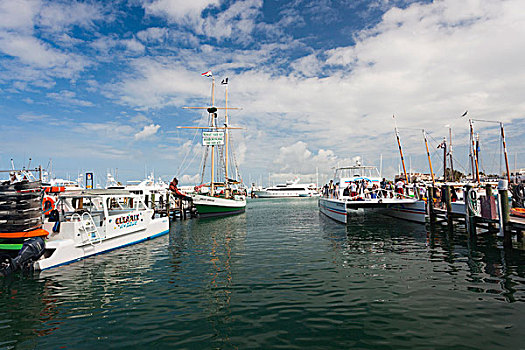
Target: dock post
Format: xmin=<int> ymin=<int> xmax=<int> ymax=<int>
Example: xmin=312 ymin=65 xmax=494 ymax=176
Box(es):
xmin=427 ymin=185 xmax=435 ymax=223
xmin=465 ymin=184 xmax=476 ymax=235
xmin=166 ymin=194 xmax=171 ymax=220
xmin=497 ymin=180 xmax=511 ymax=246
xmin=485 ymin=184 xmax=496 ymax=231
xmin=444 ymin=185 xmax=452 ymax=224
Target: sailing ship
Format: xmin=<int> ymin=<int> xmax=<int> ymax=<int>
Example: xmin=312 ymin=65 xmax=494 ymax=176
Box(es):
xmin=178 ymin=73 xmax=246 ymax=217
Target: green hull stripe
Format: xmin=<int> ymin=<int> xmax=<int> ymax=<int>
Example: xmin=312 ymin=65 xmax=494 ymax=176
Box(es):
xmin=194 ymin=203 xmax=246 ymax=214
xmin=0 ymin=244 xmax=23 ymax=250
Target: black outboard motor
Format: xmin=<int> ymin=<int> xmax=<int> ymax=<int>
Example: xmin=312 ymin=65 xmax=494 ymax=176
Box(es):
xmin=0 ymin=237 xmax=45 ymax=276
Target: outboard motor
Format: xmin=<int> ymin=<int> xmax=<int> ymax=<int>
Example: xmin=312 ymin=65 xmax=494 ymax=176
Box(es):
xmin=0 ymin=237 xmax=45 ymax=276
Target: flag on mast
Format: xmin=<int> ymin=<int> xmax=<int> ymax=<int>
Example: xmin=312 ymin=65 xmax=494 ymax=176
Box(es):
xmin=201 ymin=71 xmax=212 ymax=77
xmin=221 ymin=77 xmax=228 ymax=85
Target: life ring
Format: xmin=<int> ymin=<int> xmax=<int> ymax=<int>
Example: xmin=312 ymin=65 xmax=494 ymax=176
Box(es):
xmin=42 ymin=197 xmax=55 ymax=215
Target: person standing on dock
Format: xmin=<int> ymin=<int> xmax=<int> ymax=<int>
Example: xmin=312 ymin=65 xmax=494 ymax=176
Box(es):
xmin=169 ymin=177 xmax=189 ymax=209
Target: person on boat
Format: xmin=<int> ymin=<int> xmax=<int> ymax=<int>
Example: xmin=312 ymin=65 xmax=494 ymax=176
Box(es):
xmin=450 ymin=187 xmax=458 ymax=202
xmin=418 ymin=186 xmax=426 ymax=200
xmin=350 ymin=182 xmax=357 ymax=198
xmin=343 ymin=184 xmax=350 ymax=197
xmin=371 ymin=183 xmax=379 ymax=199
xmin=328 ymin=180 xmax=334 ymax=198
xmin=395 ymin=180 xmax=405 ymax=197
xmin=380 ymin=178 xmax=387 ymax=198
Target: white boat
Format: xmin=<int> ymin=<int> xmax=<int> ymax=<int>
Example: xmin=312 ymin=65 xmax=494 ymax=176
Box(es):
xmin=107 ymin=172 xmax=169 ymax=209
xmin=253 ymin=178 xmax=318 ymax=198
xmin=319 ymin=164 xmax=426 ymax=224
xmin=7 ymin=189 xmax=169 ymax=271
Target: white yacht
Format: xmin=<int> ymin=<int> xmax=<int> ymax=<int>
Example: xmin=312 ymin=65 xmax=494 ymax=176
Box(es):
xmin=253 ymin=178 xmax=318 ymax=198
xmin=107 ymin=172 xmax=169 ymax=209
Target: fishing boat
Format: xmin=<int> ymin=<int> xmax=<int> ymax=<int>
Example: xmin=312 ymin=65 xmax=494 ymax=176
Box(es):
xmin=178 ymin=73 xmax=246 ymax=217
xmin=254 ymin=178 xmax=318 ymax=198
xmin=318 ymin=163 xmax=426 ymax=224
xmin=0 ymin=188 xmax=169 ymax=274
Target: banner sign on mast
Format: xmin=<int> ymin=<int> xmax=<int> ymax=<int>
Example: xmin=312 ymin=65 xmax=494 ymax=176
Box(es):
xmin=202 ymin=131 xmax=224 ymax=146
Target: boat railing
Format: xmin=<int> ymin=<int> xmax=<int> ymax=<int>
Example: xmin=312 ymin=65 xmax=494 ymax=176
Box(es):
xmin=71 ymin=212 xmax=102 ymax=245
xmin=323 ymin=187 xmax=422 ymax=201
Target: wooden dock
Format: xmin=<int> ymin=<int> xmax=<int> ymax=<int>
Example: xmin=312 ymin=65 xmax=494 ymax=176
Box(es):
xmin=427 ymin=183 xmax=524 ymax=245
xmin=148 ymin=192 xmax=196 ymax=221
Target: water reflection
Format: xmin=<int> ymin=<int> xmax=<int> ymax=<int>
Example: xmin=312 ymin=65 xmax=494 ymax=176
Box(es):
xmin=169 ymin=213 xmax=247 ymax=348
xmin=0 ymin=275 xmax=61 ymax=348
xmin=320 ymin=212 xmax=524 ymax=303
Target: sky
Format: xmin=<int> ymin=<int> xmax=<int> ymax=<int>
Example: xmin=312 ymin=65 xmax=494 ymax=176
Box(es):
xmin=1 ymin=0 xmax=524 ymax=187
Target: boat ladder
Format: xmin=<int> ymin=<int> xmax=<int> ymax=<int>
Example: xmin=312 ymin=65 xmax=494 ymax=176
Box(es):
xmin=71 ymin=212 xmax=102 ymax=246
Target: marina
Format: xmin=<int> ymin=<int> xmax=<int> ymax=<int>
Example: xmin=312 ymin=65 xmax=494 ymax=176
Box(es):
xmin=0 ymin=199 xmax=523 ymax=349
xmin=1 ymin=0 xmax=524 ymax=348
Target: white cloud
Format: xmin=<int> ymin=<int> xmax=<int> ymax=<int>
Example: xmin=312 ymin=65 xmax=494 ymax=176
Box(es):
xmin=0 ymin=0 xmax=39 ymax=32
xmin=38 ymin=1 xmax=105 ymax=32
xmin=180 ymin=173 xmax=200 ymax=184
xmin=142 ymin=0 xmax=220 ymax=25
xmin=46 ymin=90 xmax=93 ymax=107
xmin=17 ymin=112 xmax=49 ymax=122
xmin=137 ymin=27 xmax=169 ymax=43
xmin=202 ymin=0 xmax=263 ymax=42
xmin=135 ymin=124 xmax=161 ymax=140
xmin=122 ymin=38 xmax=146 ymax=54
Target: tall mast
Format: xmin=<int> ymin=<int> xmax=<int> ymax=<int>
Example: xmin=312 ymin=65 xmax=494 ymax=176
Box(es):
xmin=448 ymin=127 xmax=454 ymax=181
xmin=210 ymin=76 xmax=216 ymax=196
xmin=475 ymin=133 xmax=481 ymax=182
xmin=469 ymin=119 xmax=480 ymax=183
xmin=393 ymin=115 xmax=409 ymax=184
xmin=224 ymin=81 xmax=229 ymax=182
xmin=442 ymin=137 xmax=447 ymax=182
xmin=423 ymin=130 xmax=435 ymax=186
xmin=500 ymin=122 xmax=511 ymax=183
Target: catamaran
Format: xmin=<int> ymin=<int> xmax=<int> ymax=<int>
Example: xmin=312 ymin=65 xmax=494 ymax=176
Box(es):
xmin=178 ymin=73 xmax=246 ymax=217
xmin=318 ymin=163 xmax=426 ymax=224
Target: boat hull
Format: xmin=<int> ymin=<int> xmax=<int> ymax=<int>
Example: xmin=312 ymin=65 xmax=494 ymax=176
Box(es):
xmin=192 ymin=194 xmax=246 ymax=218
xmin=318 ymin=198 xmax=347 ymax=224
xmin=254 ymin=191 xmax=310 ymax=198
xmin=35 ymin=217 xmax=169 ymax=270
xmin=380 ymin=200 xmax=427 ymax=223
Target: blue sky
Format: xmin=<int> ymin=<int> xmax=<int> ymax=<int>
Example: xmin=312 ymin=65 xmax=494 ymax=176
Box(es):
xmin=1 ymin=0 xmax=524 ymax=186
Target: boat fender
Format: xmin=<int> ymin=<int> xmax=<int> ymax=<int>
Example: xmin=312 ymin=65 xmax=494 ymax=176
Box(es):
xmin=0 ymin=236 xmax=45 ymax=276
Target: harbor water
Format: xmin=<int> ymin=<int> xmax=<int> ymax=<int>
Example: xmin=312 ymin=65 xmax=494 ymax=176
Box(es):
xmin=0 ymin=199 xmax=523 ymax=349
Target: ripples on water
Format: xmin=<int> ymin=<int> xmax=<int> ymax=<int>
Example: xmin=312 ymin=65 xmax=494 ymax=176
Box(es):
xmin=0 ymin=199 xmax=523 ymax=349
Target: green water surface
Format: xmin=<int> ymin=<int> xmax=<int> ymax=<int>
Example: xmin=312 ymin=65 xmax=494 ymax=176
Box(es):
xmin=0 ymin=199 xmax=523 ymax=349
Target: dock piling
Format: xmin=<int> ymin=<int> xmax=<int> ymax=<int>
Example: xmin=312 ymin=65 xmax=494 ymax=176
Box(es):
xmin=444 ymin=185 xmax=452 ymax=224
xmin=465 ymin=184 xmax=477 ymax=235
xmin=427 ymin=186 xmax=435 ymax=223
xmin=497 ymin=180 xmax=511 ymax=246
